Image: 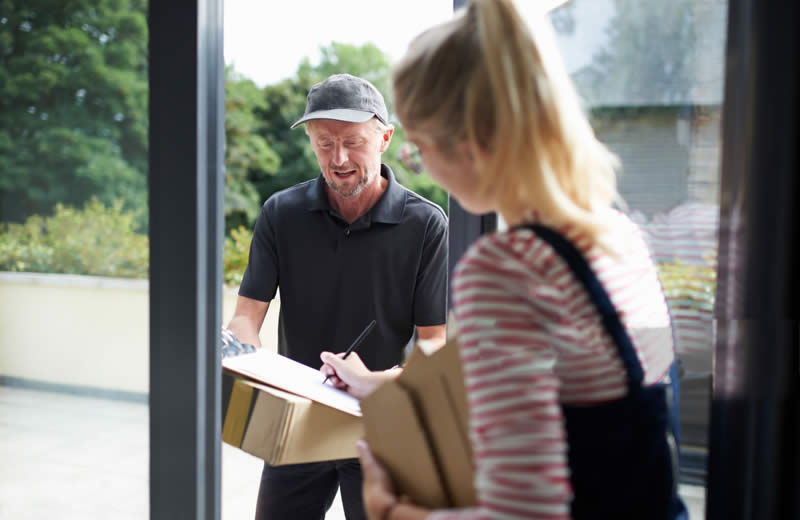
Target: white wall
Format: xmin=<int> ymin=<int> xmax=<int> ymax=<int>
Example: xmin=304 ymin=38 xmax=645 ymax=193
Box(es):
xmin=0 ymin=272 xmax=279 ymax=394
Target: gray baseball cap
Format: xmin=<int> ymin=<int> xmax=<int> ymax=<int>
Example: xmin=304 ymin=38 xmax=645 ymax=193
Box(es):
xmin=291 ymin=73 xmax=389 ymax=129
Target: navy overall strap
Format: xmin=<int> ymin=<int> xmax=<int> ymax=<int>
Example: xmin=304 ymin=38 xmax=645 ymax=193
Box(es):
xmin=520 ymin=224 xmax=644 ymax=393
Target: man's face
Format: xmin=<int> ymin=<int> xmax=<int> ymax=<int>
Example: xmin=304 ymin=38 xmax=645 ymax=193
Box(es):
xmin=307 ymin=119 xmax=391 ymax=199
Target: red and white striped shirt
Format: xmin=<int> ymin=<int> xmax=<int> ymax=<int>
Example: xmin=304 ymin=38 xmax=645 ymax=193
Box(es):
xmin=430 ymin=211 xmax=674 ymax=520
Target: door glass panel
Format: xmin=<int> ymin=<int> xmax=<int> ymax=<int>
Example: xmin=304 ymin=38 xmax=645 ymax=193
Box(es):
xmin=221 ymin=2 xmax=452 ymax=517
xmin=539 ymin=0 xmax=728 ymax=516
xmin=1 ymin=3 xmax=150 ymax=518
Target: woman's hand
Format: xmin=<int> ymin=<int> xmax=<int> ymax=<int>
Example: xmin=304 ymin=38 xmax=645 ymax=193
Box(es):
xmin=320 ymin=351 xmax=377 ymax=399
xmin=357 ymin=440 xmax=400 ymax=520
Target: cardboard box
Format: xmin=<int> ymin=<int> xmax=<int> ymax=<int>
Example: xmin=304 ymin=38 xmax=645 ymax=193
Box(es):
xmin=361 ymin=338 xmax=477 ymax=509
xmin=221 ymin=364 xmax=363 ymax=465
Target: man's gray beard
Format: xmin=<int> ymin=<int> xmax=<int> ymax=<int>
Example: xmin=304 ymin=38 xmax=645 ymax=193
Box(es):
xmin=326 ymin=168 xmax=376 ymax=198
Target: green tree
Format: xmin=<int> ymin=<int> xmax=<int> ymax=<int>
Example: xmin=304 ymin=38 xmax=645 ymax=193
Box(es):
xmin=0 ymin=198 xmax=148 ymax=278
xmin=250 ymin=76 xmax=317 ymax=200
xmin=0 ymin=0 xmax=148 ymax=225
xmin=225 ymin=66 xmax=281 ymax=231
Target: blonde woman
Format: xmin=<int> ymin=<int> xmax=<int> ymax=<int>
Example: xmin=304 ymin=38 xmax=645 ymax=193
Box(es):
xmin=324 ymin=0 xmax=689 ymax=518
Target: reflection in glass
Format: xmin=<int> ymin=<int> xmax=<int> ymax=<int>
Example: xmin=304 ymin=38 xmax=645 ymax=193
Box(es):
xmin=547 ymin=0 xmax=728 ymax=494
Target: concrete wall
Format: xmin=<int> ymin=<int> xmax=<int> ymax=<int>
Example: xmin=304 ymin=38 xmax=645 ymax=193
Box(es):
xmin=0 ymin=272 xmax=279 ymax=395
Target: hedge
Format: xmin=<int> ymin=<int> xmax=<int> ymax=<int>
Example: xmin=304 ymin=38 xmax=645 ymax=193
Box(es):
xmin=0 ymin=199 xmax=253 ymax=285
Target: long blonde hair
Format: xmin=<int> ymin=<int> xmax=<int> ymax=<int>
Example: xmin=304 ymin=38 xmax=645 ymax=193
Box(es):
xmin=393 ymin=0 xmax=621 ymax=247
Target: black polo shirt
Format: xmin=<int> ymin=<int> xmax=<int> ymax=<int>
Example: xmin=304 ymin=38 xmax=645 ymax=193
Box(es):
xmin=239 ymin=164 xmax=448 ymax=371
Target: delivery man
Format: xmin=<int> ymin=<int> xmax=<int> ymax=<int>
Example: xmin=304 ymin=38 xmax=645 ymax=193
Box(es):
xmin=226 ymin=73 xmax=448 ymax=520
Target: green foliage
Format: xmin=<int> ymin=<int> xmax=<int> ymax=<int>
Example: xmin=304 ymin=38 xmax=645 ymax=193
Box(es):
xmin=0 ymin=0 xmax=149 ymax=225
xmin=225 ymin=67 xmax=281 ymax=230
xmin=396 ymin=169 xmax=448 ymax=215
xmin=2 ymin=3 xmax=450 ymax=279
xmin=0 ymin=200 xmax=255 ymax=286
xmin=2 ymin=2 xmax=447 ymax=236
xmin=250 ymin=76 xmax=317 ymax=205
xmin=223 ymin=225 xmax=253 ymax=286
xmin=0 ymin=198 xmax=148 ymax=278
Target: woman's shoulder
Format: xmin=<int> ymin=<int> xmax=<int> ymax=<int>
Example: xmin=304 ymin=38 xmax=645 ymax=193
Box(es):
xmin=456 ymin=225 xmax=562 ymax=280
xmin=456 ymin=211 xmax=651 ymax=279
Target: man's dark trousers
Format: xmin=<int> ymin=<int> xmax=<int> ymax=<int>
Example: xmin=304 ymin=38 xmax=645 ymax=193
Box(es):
xmin=254 ymin=459 xmax=366 ymax=519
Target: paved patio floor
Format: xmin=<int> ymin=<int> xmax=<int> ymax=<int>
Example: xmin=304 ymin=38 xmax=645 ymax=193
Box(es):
xmin=0 ymin=385 xmax=703 ymax=519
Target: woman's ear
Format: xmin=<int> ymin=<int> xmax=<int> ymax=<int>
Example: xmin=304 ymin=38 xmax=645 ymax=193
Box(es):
xmin=459 ymin=140 xmax=483 ymax=167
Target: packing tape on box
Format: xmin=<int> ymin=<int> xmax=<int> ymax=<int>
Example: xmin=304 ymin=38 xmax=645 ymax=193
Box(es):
xmin=222 ymin=379 xmax=255 ymax=447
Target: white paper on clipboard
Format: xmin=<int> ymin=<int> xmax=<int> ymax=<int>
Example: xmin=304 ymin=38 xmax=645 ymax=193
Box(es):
xmin=223 ymin=349 xmax=362 ymax=416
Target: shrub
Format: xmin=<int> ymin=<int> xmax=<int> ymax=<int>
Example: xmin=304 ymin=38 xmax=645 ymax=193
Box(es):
xmin=0 ymin=199 xmax=148 ymax=278
xmin=1 ymin=200 xmax=256 ymax=286
xmin=223 ymin=225 xmax=253 ymax=286
xmin=0 ymin=214 xmax=55 ymax=273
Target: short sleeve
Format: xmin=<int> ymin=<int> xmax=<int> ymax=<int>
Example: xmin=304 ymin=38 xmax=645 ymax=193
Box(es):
xmin=413 ymin=209 xmax=449 ymax=326
xmin=238 ymin=199 xmax=279 ymax=302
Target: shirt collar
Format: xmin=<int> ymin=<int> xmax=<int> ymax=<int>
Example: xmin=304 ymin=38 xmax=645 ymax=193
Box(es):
xmin=306 ymin=164 xmax=406 ymax=224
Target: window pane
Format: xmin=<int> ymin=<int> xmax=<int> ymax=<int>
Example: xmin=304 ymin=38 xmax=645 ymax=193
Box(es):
xmin=543 ymin=0 xmax=728 ymax=515
xmin=1 ymin=2 xmax=150 ymax=519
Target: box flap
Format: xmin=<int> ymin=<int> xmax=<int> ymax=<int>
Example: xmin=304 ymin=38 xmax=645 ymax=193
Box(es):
xmin=398 ymin=338 xmax=471 ymax=438
xmin=361 ymin=381 xmax=450 ymax=509
xmin=396 ymin=338 xmax=476 ymax=506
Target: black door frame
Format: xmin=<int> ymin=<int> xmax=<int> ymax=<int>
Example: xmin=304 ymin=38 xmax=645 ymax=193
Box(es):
xmin=148 ymin=1 xmax=225 ymax=518
xmin=707 ymin=1 xmax=799 ymax=519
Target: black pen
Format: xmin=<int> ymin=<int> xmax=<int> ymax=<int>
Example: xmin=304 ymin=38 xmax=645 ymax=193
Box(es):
xmin=322 ymin=319 xmax=377 ymax=385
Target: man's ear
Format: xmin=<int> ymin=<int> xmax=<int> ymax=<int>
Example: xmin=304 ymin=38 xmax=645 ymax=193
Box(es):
xmin=379 ymin=128 xmax=394 ymax=153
